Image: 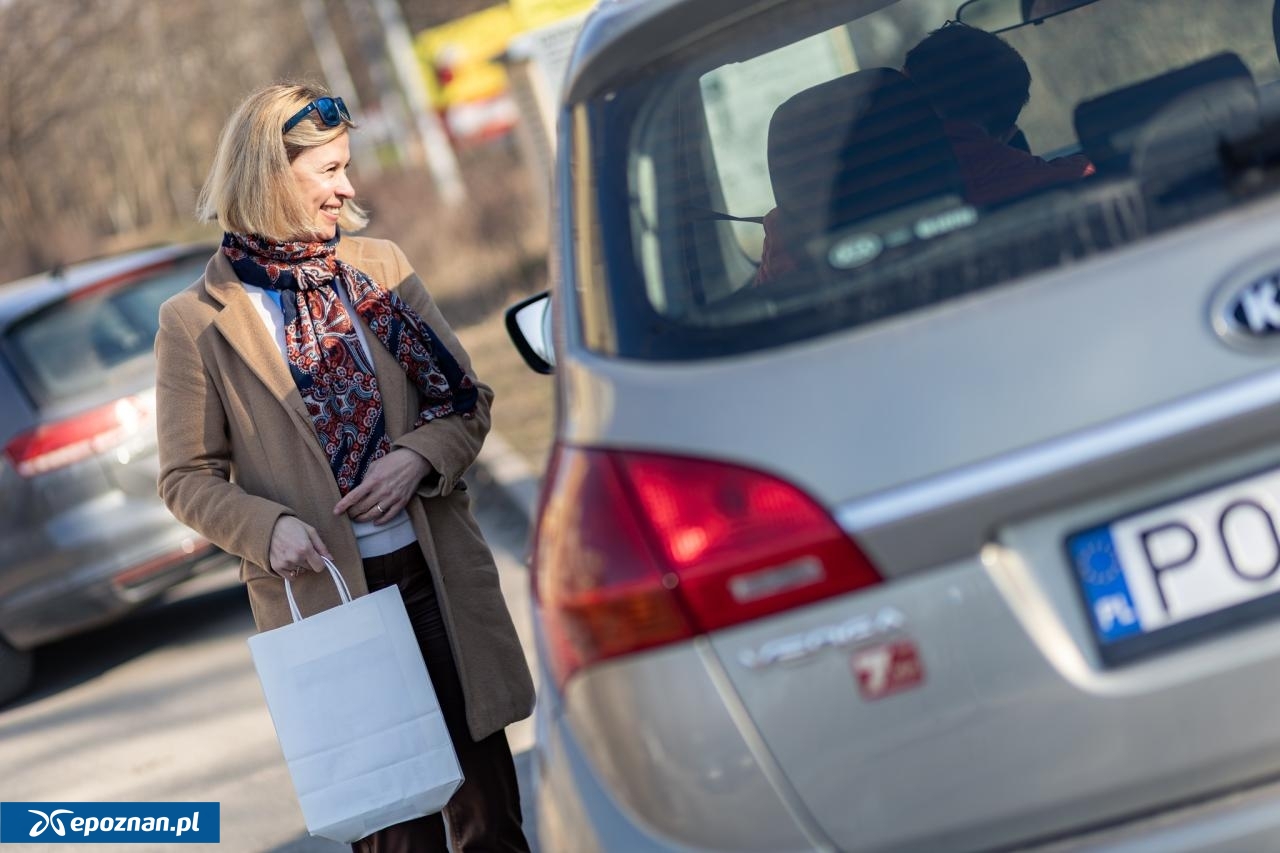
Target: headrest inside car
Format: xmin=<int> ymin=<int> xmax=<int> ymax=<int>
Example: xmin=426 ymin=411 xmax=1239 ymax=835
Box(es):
xmin=767 ymin=67 xmax=964 ymax=237
xmin=1074 ymin=52 xmax=1255 ymax=173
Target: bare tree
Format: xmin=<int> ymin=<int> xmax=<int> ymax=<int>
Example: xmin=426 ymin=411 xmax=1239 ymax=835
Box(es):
xmin=0 ymin=0 xmax=323 ymax=279
xmin=0 ymin=0 xmax=543 ymax=291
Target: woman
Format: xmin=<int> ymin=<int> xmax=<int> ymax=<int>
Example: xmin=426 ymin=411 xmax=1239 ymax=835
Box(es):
xmin=155 ymin=83 xmax=535 ymax=852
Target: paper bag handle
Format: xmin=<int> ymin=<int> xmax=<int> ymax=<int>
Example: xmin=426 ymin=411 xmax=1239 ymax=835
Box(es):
xmin=284 ymin=556 xmax=354 ymax=623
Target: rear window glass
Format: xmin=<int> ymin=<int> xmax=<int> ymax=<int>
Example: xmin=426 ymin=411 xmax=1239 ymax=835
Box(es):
xmin=587 ymin=0 xmax=1280 ymax=359
xmin=4 ymin=255 xmax=207 ymax=405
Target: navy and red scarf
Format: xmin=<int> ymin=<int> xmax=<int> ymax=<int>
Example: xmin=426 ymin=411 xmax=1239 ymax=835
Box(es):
xmin=222 ymin=231 xmax=476 ymax=495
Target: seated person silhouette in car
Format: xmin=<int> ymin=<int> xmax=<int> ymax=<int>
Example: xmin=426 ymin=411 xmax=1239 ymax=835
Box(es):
xmin=755 ymin=24 xmax=1092 ymax=285
xmin=902 ymin=23 xmax=1092 ymax=206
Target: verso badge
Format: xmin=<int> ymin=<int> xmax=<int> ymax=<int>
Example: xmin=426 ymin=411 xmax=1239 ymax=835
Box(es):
xmin=736 ymin=607 xmax=906 ymax=670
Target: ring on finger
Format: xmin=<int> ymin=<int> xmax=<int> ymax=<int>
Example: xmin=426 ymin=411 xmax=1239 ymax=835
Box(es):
xmin=375 ymin=503 xmax=385 ymax=514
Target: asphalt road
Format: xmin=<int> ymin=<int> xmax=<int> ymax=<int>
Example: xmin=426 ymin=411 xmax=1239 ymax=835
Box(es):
xmin=0 ymin=474 xmax=539 ymax=853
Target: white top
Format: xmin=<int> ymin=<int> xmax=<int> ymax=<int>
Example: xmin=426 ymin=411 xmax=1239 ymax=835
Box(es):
xmin=242 ymin=284 xmax=418 ymax=559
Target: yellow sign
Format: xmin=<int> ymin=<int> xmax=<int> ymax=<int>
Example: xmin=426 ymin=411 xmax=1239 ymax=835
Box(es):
xmin=509 ymin=0 xmax=596 ymax=29
xmin=417 ymin=1 xmax=596 ymax=108
xmin=416 ymin=5 xmax=518 ymax=107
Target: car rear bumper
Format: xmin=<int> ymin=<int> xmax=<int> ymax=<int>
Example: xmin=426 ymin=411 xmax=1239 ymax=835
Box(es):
xmin=536 ymin=702 xmax=666 ymax=853
xmin=539 ymin=701 xmax=1280 ymax=853
xmin=533 ymin=643 xmax=821 ymax=853
xmin=0 ymin=535 xmax=237 ymax=649
xmin=1027 ymin=772 xmax=1280 ymax=853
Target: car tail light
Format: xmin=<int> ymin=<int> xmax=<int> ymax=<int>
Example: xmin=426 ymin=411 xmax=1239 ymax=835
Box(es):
xmin=533 ymin=445 xmax=882 ymax=688
xmin=3 ymin=393 xmax=152 ymax=478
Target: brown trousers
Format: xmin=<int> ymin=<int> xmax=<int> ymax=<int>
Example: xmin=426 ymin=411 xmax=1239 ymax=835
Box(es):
xmin=352 ymin=544 xmax=530 ymax=853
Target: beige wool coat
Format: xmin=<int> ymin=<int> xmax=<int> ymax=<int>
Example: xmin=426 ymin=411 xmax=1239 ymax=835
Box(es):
xmin=155 ymin=236 xmax=534 ymax=741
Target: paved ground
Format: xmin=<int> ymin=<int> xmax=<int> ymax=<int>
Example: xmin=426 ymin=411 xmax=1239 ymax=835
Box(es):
xmin=0 ymin=475 xmax=538 ymax=853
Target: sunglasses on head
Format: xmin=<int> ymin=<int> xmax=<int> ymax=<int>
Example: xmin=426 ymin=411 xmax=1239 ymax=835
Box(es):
xmin=282 ymin=97 xmax=351 ymax=134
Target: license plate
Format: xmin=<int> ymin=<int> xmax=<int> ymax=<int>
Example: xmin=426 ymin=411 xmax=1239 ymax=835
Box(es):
xmin=1067 ymin=466 xmax=1280 ymax=661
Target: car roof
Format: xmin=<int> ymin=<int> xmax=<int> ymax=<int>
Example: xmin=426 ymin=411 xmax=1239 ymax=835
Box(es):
xmin=0 ymin=243 xmax=212 ymax=329
xmin=563 ymin=0 xmax=891 ymax=103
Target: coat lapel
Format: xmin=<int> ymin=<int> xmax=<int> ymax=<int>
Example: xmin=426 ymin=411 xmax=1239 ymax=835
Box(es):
xmin=202 ymin=251 xmax=324 ymax=448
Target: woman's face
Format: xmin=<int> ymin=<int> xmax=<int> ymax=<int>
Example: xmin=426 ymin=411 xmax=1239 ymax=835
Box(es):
xmin=289 ymin=132 xmax=354 ymax=241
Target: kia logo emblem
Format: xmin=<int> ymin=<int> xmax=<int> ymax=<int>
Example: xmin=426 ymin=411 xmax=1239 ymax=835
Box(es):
xmin=1211 ymin=260 xmax=1280 ymax=349
xmin=1228 ymin=275 xmax=1280 ymax=335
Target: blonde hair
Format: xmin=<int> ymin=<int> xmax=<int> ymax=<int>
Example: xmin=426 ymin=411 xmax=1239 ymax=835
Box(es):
xmin=198 ymin=83 xmax=368 ymax=240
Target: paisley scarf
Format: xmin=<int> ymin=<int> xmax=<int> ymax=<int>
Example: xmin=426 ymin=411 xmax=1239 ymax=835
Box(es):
xmin=222 ymin=231 xmax=476 ymax=495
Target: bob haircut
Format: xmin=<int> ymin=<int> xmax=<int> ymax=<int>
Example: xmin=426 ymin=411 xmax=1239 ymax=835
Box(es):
xmin=198 ymin=83 xmax=368 ymax=240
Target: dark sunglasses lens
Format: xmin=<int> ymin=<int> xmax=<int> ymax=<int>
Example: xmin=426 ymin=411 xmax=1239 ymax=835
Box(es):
xmin=316 ymin=98 xmax=340 ymax=126
xmin=335 ymin=98 xmax=351 ymax=122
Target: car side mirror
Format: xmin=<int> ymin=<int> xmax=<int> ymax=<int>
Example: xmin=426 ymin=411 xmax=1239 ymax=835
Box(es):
xmin=504 ymin=291 xmax=555 ymax=374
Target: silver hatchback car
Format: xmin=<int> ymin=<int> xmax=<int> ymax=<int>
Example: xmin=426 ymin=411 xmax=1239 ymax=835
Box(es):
xmin=509 ymin=0 xmax=1280 ymax=849
xmin=0 ymin=245 xmax=233 ymax=704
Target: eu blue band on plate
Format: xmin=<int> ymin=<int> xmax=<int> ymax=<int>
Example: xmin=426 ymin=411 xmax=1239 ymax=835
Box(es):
xmin=1067 ymin=525 xmax=1144 ymax=644
xmin=0 ymin=802 xmax=219 ymax=844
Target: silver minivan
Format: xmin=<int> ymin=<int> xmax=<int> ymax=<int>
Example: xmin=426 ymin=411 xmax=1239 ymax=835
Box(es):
xmin=509 ymin=0 xmax=1280 ymax=849
xmin=0 ymin=245 xmax=233 ymax=704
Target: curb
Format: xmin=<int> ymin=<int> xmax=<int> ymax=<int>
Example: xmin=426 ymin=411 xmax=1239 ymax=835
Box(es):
xmin=475 ymin=431 xmax=541 ymax=524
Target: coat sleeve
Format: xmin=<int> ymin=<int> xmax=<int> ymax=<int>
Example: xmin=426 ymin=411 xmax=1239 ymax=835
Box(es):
xmin=383 ymin=241 xmax=494 ymax=498
xmin=155 ymin=299 xmax=292 ymax=570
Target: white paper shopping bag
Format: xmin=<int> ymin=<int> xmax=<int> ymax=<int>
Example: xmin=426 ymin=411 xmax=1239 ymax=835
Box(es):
xmin=247 ymin=558 xmax=463 ymax=843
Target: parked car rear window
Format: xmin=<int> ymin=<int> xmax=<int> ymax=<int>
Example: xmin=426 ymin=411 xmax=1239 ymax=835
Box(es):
xmin=582 ymin=0 xmax=1280 ymax=359
xmin=4 ymin=255 xmax=208 ymax=406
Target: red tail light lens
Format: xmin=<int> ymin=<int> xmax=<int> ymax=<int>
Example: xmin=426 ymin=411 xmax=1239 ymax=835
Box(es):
xmin=4 ymin=393 xmax=152 ymax=478
xmin=533 ymin=445 xmax=882 ymax=687
xmin=533 ymin=447 xmax=696 ymax=688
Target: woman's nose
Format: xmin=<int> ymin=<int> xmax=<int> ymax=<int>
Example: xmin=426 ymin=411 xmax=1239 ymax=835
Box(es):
xmin=337 ymin=174 xmax=355 ymax=198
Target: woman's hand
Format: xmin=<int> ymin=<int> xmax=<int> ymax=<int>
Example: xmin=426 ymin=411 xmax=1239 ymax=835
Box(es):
xmin=333 ymin=448 xmax=434 ymax=525
xmin=269 ymin=516 xmax=332 ymax=578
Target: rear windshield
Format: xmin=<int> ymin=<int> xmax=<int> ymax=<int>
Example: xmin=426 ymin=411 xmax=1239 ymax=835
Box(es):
xmin=585 ymin=0 xmax=1280 ymax=359
xmin=3 ymin=255 xmax=208 ymax=406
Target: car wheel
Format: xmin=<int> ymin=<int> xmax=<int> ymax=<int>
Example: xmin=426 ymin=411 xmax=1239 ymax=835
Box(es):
xmin=0 ymin=637 xmax=33 ymax=707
